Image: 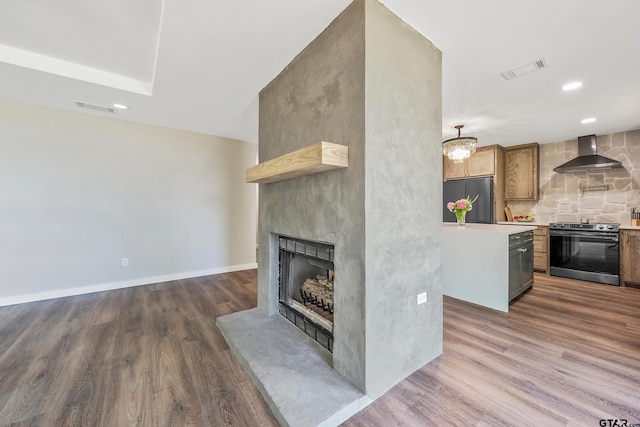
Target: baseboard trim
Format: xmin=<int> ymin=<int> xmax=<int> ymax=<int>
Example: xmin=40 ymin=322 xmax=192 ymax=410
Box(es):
xmin=0 ymin=263 xmax=258 ymax=308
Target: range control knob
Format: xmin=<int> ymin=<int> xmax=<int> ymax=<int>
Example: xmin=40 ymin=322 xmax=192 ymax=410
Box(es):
xmin=597 ymin=224 xmax=604 ymax=230
xmin=607 ymin=225 xmax=615 ymax=230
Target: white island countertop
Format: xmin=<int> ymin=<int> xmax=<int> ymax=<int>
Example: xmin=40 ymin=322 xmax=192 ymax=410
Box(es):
xmin=444 ymin=223 xmax=537 ymax=234
xmin=497 ymin=221 xmax=549 ymax=227
xmin=442 ymin=223 xmax=536 ymax=312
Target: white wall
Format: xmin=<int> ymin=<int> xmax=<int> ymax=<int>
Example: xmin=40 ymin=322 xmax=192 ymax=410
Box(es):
xmin=0 ymin=98 xmax=257 ymax=306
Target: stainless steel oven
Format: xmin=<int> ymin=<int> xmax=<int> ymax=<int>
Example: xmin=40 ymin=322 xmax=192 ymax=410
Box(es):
xmin=549 ymin=222 xmax=619 ymax=285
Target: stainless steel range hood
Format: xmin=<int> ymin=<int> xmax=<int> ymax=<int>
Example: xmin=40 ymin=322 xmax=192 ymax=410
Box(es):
xmin=553 ymin=134 xmax=623 ymax=173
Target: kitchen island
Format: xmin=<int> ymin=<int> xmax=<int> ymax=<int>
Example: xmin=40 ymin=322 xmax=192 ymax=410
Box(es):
xmin=443 ymin=223 xmax=537 ymax=312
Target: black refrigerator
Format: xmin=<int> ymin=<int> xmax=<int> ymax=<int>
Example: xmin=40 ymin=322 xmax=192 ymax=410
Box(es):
xmin=443 ymin=177 xmax=494 ymax=224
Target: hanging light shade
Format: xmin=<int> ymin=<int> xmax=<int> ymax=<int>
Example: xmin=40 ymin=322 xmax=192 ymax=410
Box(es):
xmin=442 ymin=125 xmax=477 ymax=163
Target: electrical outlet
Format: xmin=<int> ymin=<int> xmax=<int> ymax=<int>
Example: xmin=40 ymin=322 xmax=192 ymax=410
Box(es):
xmin=417 ymin=292 xmax=427 ymax=305
xmin=121 ymin=258 xmax=129 ymax=267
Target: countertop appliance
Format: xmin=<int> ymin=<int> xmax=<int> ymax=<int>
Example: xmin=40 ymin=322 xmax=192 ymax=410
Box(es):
xmin=443 ymin=177 xmax=493 ymax=224
xmin=549 ymin=222 xmax=620 ymax=285
xmin=509 ymin=230 xmax=534 ymax=301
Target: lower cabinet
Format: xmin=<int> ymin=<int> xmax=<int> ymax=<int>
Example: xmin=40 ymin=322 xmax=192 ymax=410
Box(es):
xmin=509 ymin=231 xmax=534 ymax=301
xmin=621 ymin=230 xmax=640 ymax=287
xmin=533 ymin=226 xmax=549 ymax=273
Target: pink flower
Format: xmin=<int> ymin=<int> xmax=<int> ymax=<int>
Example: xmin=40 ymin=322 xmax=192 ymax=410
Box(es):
xmin=456 ymin=200 xmax=467 ymax=209
xmin=447 ymin=202 xmax=455 ymax=211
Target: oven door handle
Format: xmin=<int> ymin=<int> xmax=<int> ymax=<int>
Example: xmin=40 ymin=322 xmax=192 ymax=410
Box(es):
xmin=550 ymin=230 xmax=619 ymax=241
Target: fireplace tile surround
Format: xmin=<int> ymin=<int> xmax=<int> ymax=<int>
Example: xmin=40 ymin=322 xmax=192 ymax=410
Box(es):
xmin=278 ymin=236 xmax=335 ymax=352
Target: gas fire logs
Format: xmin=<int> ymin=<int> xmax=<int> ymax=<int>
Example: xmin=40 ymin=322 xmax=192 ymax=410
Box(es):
xmin=301 ymin=275 xmax=334 ymax=313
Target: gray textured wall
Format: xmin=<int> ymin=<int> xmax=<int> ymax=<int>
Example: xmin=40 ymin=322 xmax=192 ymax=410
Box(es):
xmin=363 ymin=0 xmax=443 ymax=399
xmin=258 ymin=0 xmax=367 ymax=389
xmin=257 ymin=0 xmax=442 ymax=398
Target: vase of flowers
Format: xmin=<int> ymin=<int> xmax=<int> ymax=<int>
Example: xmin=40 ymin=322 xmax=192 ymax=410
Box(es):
xmin=447 ymin=195 xmax=479 ymax=225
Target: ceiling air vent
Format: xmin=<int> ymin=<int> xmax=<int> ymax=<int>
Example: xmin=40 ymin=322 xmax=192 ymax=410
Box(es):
xmin=74 ymin=100 xmax=117 ymax=114
xmin=500 ymin=57 xmax=549 ymax=80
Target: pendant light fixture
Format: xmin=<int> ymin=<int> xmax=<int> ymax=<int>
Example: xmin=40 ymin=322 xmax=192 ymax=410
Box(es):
xmin=442 ymin=125 xmax=477 ymax=163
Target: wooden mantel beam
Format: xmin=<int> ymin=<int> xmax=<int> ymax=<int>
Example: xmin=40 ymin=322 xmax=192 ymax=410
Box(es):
xmin=245 ymin=141 xmax=348 ymax=184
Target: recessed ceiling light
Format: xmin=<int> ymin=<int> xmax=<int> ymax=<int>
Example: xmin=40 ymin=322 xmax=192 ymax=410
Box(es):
xmin=581 ymin=117 xmax=596 ymax=124
xmin=562 ymin=81 xmax=583 ymax=91
xmin=113 ymin=103 xmax=128 ymax=110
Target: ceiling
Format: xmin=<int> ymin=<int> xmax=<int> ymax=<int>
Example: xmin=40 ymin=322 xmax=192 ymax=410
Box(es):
xmin=1 ymin=0 xmax=639 ymax=148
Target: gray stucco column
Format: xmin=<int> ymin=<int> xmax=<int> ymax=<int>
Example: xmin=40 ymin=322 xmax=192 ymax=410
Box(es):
xmin=257 ymin=0 xmax=443 ymax=399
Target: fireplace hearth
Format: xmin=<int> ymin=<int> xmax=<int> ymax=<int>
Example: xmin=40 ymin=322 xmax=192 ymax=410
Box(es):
xmin=278 ymin=236 xmax=334 ymax=352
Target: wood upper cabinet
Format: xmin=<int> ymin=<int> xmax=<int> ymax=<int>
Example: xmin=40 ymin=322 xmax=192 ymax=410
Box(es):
xmin=505 ymin=142 xmax=540 ymax=200
xmin=467 ymin=149 xmax=496 ymax=177
xmin=443 ymin=145 xmax=498 ymax=180
xmin=621 ymin=230 xmax=640 ymax=287
xmin=443 ymin=158 xmax=467 ymax=180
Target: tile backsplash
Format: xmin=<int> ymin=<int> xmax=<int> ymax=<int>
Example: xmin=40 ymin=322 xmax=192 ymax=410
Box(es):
xmin=508 ymin=129 xmax=640 ymax=225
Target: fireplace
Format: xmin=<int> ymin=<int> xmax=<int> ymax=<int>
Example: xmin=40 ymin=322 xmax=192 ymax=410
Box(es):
xmin=218 ymin=1 xmax=443 ymax=417
xmin=278 ymin=236 xmax=334 ymax=352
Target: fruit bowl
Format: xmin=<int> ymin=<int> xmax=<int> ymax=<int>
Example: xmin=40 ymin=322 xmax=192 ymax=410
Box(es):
xmin=514 ymin=215 xmax=534 ymax=222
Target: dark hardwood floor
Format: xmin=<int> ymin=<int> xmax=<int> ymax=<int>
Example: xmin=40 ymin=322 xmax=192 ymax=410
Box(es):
xmin=0 ymin=270 xmax=278 ymax=427
xmin=1 ymin=271 xmax=639 ymax=426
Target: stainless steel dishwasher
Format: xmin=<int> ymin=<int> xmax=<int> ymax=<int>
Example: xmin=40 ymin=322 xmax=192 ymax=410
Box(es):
xmin=509 ymin=230 xmax=534 ymax=301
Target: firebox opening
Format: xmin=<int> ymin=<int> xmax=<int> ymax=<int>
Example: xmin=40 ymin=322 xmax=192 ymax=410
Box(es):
xmin=278 ymin=236 xmax=334 ymax=352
